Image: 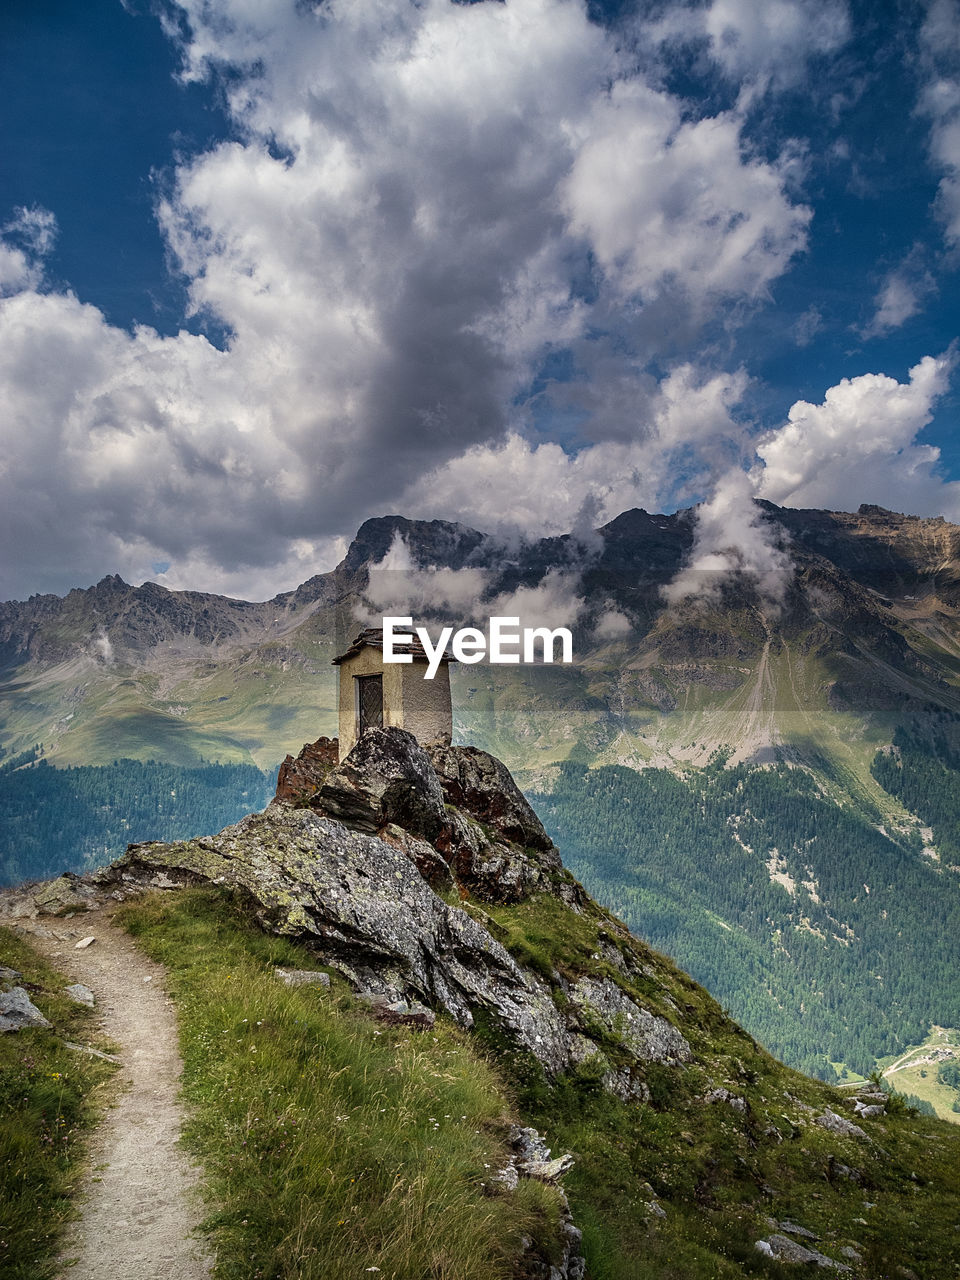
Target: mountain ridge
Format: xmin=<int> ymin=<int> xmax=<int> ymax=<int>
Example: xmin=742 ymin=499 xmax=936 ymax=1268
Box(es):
xmin=5 ymin=499 xmax=960 ymax=1101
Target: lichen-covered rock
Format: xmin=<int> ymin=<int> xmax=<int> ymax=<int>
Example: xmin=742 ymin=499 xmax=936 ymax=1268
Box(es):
xmin=274 ymin=730 xmax=573 ymax=908
xmin=755 ymin=1234 xmax=851 ymax=1271
xmin=569 ymin=975 xmax=692 ymax=1066
xmin=815 ymin=1108 xmax=868 ymax=1140
xmin=826 ymin=1157 xmax=863 ymax=1185
xmin=65 ymin=983 xmax=95 ymax=1007
xmin=501 ymin=1127 xmax=586 ymax=1280
xmin=101 ymin=805 xmax=577 ymax=1071
xmin=316 ymin=727 xmax=447 ymax=840
xmin=704 ymin=1087 xmax=748 ymax=1112
xmin=0 ymin=986 xmax=52 ymax=1032
xmin=510 ymin=1126 xmax=575 ymax=1181
xmin=33 ymin=872 xmax=98 ymax=915
xmin=777 ymin=1221 xmax=819 ymax=1240
xmin=429 ymin=744 xmax=553 ymax=851
xmin=0 ymin=965 xmax=21 ymax=990
xmin=853 ymin=1100 xmax=885 ymax=1118
xmin=274 ymin=968 xmax=331 ymax=989
xmin=380 ymin=822 xmax=454 ymax=893
xmin=274 ymin=736 xmax=339 ymax=805
xmin=358 ymin=993 xmax=436 ymax=1029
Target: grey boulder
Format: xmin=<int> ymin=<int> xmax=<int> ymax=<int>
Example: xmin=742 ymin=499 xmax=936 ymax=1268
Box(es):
xmin=316 ymin=727 xmax=447 ymax=841
xmin=0 ymin=986 xmax=52 ymax=1033
xmin=64 ymin=983 xmax=95 ymax=1007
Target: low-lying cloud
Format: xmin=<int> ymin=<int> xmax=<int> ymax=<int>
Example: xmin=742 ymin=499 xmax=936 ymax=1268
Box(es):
xmin=754 ymin=353 xmax=960 ymax=518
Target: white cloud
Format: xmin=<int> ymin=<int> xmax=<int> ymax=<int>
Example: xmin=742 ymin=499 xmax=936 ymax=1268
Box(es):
xmin=917 ymin=0 xmax=960 ymax=245
xmin=563 ymin=88 xmax=809 ymax=309
xmin=362 ymin=531 xmax=491 ymax=621
xmin=702 ymin=0 xmax=850 ymax=86
xmin=861 ymin=247 xmax=937 ymax=339
xmin=0 ymin=207 xmax=57 ymax=296
xmin=754 ymin=353 xmax=960 ymax=517
xmin=400 ymin=363 xmax=750 ymax=539
xmin=647 ymin=0 xmax=850 ymax=91
xmin=865 ymin=273 xmax=925 ymax=336
xmin=793 ymin=304 xmax=822 ymax=347
xmin=662 ymin=467 xmax=792 ymax=609
xmin=0 ymin=0 xmax=815 ymax=599
xmin=592 ymin=607 xmax=633 ymax=639
xmin=489 ymin=567 xmax=586 ymax=632
xmin=359 ymin=529 xmax=587 ymax=641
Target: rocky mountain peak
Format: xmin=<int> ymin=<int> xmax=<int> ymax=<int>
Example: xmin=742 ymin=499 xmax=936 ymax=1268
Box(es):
xmin=337 ymin=514 xmax=488 ymax=579
xmin=78 ymin=726 xmax=699 ymax=1096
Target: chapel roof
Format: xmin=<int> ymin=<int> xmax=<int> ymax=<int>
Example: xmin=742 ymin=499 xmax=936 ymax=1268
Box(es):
xmin=331 ymin=627 xmax=454 ymax=666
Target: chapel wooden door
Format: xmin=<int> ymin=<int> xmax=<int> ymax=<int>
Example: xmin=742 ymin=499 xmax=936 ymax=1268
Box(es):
xmin=357 ymin=674 xmax=383 ymax=733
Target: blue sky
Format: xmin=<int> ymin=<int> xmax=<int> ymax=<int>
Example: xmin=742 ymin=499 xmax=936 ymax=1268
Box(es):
xmin=1 ymin=0 xmax=959 ymax=599
xmin=2 ymin=1 xmax=229 ymax=336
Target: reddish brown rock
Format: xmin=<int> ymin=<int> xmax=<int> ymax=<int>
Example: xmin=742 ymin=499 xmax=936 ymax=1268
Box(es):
xmin=274 ymin=736 xmax=339 ymax=805
xmin=428 ymin=744 xmax=553 ymax=851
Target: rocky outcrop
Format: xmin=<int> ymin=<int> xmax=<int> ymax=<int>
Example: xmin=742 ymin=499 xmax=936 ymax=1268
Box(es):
xmin=314 ymin=727 xmax=447 ymax=841
xmin=98 ymin=803 xmax=584 ymax=1071
xmin=429 ymin=744 xmax=554 ymax=851
xmin=499 ymin=1127 xmax=586 ymax=1280
xmin=436 ymin=808 xmax=566 ymax=905
xmin=91 ymin=728 xmax=692 ymax=1089
xmin=754 ymin=1233 xmax=852 ymax=1271
xmin=32 ymin=872 xmax=99 ymax=915
xmin=296 ymin=728 xmax=576 ymax=907
xmin=815 ymin=1108 xmax=868 ymax=1140
xmin=569 ymin=975 xmax=691 ymax=1068
xmin=274 ymin=736 xmax=339 ymax=805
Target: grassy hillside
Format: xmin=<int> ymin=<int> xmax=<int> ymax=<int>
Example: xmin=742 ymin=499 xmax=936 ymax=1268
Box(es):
xmin=107 ymin=887 xmax=960 ymax=1279
xmin=0 ymin=638 xmax=339 ymax=771
xmin=113 ymin=890 xmax=568 ymax=1280
xmin=0 ymin=928 xmax=117 ymax=1279
xmin=532 ymin=756 xmax=960 ymax=1095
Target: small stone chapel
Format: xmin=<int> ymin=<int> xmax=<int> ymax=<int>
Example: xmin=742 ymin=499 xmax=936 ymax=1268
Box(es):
xmin=332 ymin=627 xmax=453 ymax=762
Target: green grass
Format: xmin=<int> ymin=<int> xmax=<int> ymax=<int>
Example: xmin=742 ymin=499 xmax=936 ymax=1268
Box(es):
xmin=0 ymin=928 xmax=117 ymax=1279
xmin=114 ymin=889 xmax=565 ymax=1280
xmin=475 ymin=891 xmax=960 ymax=1279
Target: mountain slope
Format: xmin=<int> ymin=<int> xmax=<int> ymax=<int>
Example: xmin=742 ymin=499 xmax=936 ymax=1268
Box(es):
xmin=3 ymin=502 xmax=960 ymax=779
xmin=5 ymin=727 xmax=959 ymax=1280
xmin=5 ymin=502 xmax=960 ymax=1097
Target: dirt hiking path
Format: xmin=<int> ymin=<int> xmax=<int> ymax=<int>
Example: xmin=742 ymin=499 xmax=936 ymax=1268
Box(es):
xmin=17 ymin=908 xmax=215 ymax=1280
